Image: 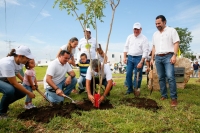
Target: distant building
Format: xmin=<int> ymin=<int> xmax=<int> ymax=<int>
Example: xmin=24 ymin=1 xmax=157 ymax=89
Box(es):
xmin=37 ymin=59 xmax=52 ymax=67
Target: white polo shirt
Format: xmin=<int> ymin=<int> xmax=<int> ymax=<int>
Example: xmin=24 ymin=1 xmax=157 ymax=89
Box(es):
xmin=43 ymin=58 xmax=72 ymax=88
xmin=124 ymin=33 xmax=149 ymax=58
xmin=78 ymin=37 xmax=98 ymax=59
xmin=152 ymin=26 xmax=180 ymax=54
xmin=86 ymin=64 xmax=112 ymax=81
xmin=0 ymin=56 xmax=23 ymax=80
xmin=60 ymin=44 xmax=76 ymax=56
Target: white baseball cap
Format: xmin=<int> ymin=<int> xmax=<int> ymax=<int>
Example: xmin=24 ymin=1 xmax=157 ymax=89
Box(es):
xmin=15 ymin=45 xmax=34 ymax=59
xmin=84 ymin=28 xmax=91 ymax=32
xmin=133 ymin=22 xmax=142 ymax=29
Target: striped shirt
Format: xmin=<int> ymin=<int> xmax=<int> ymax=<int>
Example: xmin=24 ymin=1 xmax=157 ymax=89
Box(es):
xmin=77 ymin=59 xmax=90 ymax=77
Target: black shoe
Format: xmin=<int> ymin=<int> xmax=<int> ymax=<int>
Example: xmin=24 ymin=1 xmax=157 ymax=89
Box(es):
xmin=124 ymin=92 xmax=132 ymax=95
xmin=79 ymin=89 xmax=85 ymax=94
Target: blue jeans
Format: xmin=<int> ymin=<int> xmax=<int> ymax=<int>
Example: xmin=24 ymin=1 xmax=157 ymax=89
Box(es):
xmin=0 ymin=80 xmax=26 ymax=114
xmin=78 ymin=76 xmax=86 ymax=90
xmin=155 ymin=53 xmax=177 ymax=99
xmin=126 ymin=55 xmax=143 ymax=93
xmin=45 ymin=77 xmax=77 ymax=103
xmin=23 ymin=84 xmax=33 ymax=103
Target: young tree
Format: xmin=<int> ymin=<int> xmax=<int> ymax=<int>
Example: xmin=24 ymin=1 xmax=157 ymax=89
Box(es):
xmin=175 ymin=27 xmax=193 ymax=55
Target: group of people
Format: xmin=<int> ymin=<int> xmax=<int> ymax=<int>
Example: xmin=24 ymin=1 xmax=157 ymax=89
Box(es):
xmin=123 ymin=15 xmax=180 ymax=107
xmin=0 ymin=14 xmax=180 ymax=119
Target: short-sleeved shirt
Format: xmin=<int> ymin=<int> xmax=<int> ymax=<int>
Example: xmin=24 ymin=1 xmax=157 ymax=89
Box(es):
xmin=0 ymin=56 xmax=23 ymax=80
xmin=43 ymin=58 xmax=72 ymax=88
xmin=152 ymin=26 xmax=180 ymax=54
xmin=86 ymin=64 xmax=112 ymax=81
xmin=78 ymin=37 xmax=98 ymax=59
xmin=23 ymin=69 xmax=36 ymax=86
xmin=60 ymin=44 xmax=75 ymax=58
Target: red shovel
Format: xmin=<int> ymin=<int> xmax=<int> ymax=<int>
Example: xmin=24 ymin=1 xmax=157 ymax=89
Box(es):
xmin=94 ymin=93 xmax=100 ymax=108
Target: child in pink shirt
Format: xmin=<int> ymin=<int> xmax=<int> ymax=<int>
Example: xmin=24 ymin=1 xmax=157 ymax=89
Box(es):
xmin=23 ymin=59 xmax=37 ymax=109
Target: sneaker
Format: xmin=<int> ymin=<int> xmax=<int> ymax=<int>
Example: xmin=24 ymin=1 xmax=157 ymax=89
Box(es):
xmin=24 ymin=104 xmax=31 ymax=110
xmin=160 ymin=97 xmax=166 ymax=100
xmin=28 ymin=103 xmax=36 ymax=108
xmin=171 ymin=99 xmax=178 ymax=107
xmin=0 ymin=113 xmax=8 ymax=120
xmin=134 ymin=89 xmax=140 ymax=97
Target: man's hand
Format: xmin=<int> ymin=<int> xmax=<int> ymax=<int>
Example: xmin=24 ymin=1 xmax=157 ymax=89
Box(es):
xmin=56 ymin=88 xmax=65 ymax=96
xmin=88 ymin=94 xmax=94 ymax=104
xmin=137 ymin=62 xmax=143 ymax=69
xmin=123 ymin=58 xmax=127 ymax=64
xmin=170 ymin=55 xmax=176 ymax=64
xmin=150 ymin=59 xmax=154 ymax=66
xmin=98 ymin=95 xmax=105 ymax=104
xmin=65 ymin=76 xmax=72 ymax=85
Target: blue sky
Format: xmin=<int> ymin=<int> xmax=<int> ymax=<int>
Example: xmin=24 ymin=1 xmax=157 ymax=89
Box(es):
xmin=0 ymin=0 xmax=200 ymax=62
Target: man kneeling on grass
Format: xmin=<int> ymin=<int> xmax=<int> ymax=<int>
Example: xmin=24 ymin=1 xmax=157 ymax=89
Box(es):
xmin=43 ymin=50 xmax=77 ymax=103
xmin=86 ymin=59 xmax=113 ymax=104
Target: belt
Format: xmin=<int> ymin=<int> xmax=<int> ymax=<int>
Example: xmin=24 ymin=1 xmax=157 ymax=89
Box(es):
xmin=156 ymin=52 xmax=173 ymax=56
xmin=48 ymin=89 xmax=56 ymax=93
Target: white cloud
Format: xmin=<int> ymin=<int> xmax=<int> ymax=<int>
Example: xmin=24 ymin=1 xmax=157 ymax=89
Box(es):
xmin=169 ymin=5 xmax=200 ymax=23
xmin=40 ymin=10 xmax=51 ymax=17
xmin=0 ymin=0 xmax=20 ymax=7
xmin=29 ymin=2 xmax=35 ymax=8
xmin=30 ymin=36 xmax=45 ymax=44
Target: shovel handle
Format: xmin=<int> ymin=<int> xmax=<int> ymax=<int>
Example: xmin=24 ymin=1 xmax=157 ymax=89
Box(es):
xmin=150 ymin=65 xmax=154 ymax=95
xmin=62 ymin=94 xmax=76 ymax=103
xmin=36 ymin=88 xmax=53 ymax=106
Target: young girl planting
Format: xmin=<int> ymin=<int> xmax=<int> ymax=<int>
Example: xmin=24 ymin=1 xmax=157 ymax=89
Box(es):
xmin=23 ymin=59 xmax=38 ymax=109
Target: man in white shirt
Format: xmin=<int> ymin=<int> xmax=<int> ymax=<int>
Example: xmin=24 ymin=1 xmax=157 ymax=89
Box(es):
xmin=150 ymin=15 xmax=180 ymax=107
xmin=44 ymin=50 xmax=77 ymax=103
xmin=78 ymin=28 xmax=99 ymax=60
xmin=85 ymin=59 xmax=113 ymax=104
xmin=123 ymin=22 xmax=149 ymax=96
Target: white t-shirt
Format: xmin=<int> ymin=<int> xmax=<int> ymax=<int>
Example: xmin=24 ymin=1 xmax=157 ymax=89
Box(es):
xmin=152 ymin=26 xmax=180 ymax=54
xmin=43 ymin=58 xmax=72 ymax=88
xmin=0 ymin=56 xmax=23 ymax=80
xmin=60 ymin=44 xmax=75 ymax=56
xmin=78 ymin=37 xmax=98 ymax=59
xmin=86 ymin=63 xmax=112 ymax=81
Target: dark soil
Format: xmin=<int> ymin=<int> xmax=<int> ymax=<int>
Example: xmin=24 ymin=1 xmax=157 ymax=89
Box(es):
xmin=17 ymin=99 xmax=113 ymax=123
xmin=120 ymin=97 xmax=161 ymax=112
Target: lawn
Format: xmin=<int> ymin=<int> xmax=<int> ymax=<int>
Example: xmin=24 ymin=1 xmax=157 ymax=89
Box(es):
xmin=1 ymin=66 xmax=200 ymax=133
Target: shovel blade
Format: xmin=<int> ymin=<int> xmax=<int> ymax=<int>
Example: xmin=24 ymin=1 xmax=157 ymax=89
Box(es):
xmin=94 ymin=94 xmax=100 ymax=108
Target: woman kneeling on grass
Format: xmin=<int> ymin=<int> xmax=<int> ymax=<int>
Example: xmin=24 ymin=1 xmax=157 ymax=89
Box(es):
xmin=0 ymin=45 xmax=35 ymax=119
xmin=23 ymin=59 xmax=38 ymax=109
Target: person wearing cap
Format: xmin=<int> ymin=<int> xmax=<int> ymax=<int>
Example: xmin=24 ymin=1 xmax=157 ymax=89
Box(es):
xmin=0 ymin=45 xmax=35 ymax=119
xmin=78 ymin=28 xmax=99 ymax=60
xmin=150 ymin=15 xmax=180 ymax=107
xmin=43 ymin=50 xmax=77 ymax=103
xmin=123 ymin=22 xmax=149 ymax=96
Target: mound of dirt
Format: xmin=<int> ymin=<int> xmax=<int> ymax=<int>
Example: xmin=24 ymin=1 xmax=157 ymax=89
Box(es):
xmin=120 ymin=97 xmax=161 ymax=112
xmin=17 ymin=99 xmax=113 ymax=123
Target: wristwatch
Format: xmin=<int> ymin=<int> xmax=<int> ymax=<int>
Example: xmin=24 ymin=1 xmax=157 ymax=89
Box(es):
xmin=173 ymin=53 xmax=177 ymax=56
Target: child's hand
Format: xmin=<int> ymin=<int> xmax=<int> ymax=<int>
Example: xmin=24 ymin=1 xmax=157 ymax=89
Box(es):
xmin=31 ymin=85 xmax=36 ymax=90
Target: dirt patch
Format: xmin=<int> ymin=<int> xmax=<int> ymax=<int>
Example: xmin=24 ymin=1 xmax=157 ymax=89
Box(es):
xmin=17 ymin=99 xmax=113 ymax=123
xmin=120 ymin=97 xmax=161 ymax=112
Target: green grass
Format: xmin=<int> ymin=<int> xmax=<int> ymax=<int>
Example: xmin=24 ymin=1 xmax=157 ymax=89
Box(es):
xmin=1 ymin=67 xmax=200 ymax=133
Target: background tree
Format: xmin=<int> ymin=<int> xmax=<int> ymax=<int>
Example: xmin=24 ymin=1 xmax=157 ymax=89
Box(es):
xmin=175 ymin=27 xmax=193 ymax=56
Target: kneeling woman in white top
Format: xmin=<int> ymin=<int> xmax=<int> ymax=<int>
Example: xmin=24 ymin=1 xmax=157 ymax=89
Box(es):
xmin=0 ymin=45 xmax=35 ymax=118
